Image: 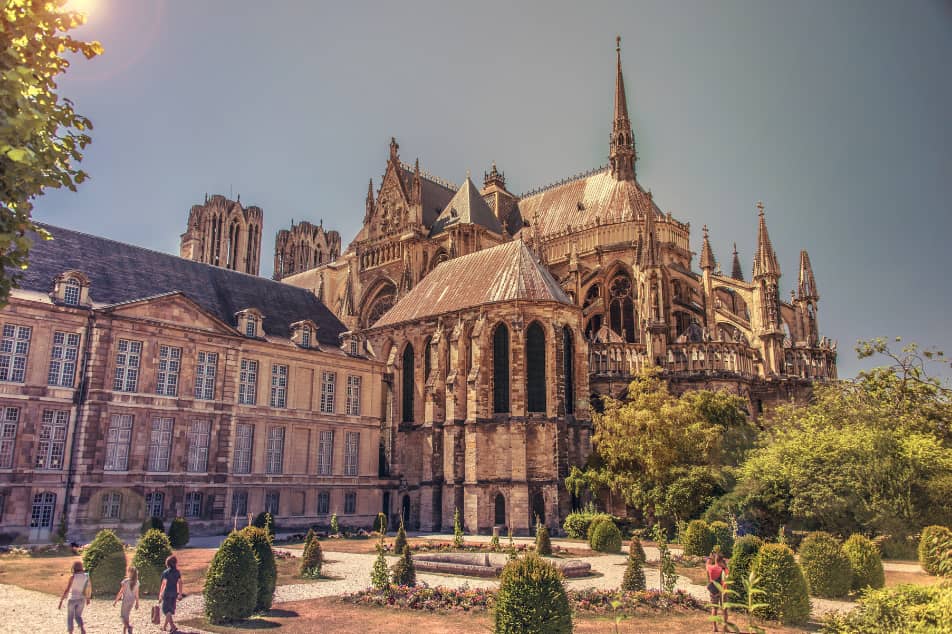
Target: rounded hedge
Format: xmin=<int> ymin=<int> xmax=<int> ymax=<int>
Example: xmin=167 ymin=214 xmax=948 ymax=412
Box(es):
xmin=241 ymin=526 xmax=276 ymax=612
xmin=300 ymin=530 xmax=323 ymax=578
xmin=168 ymin=517 xmax=189 ymax=549
xmin=82 ymin=529 xmax=127 ymax=597
xmin=682 ymin=519 xmax=715 ymax=557
xmin=919 ymin=525 xmax=952 ymax=575
xmin=132 ymin=528 xmax=173 ymax=596
xmin=141 ymin=516 xmax=164 ymax=535
xmin=798 ymin=531 xmax=852 ymax=599
xmin=729 ymin=535 xmax=764 ymax=603
xmin=710 ymin=520 xmax=734 ymax=557
xmin=536 ymin=522 xmax=552 ymax=556
xmin=204 ymin=531 xmax=258 ymax=624
xmin=589 ymin=518 xmax=623 ymax=553
xmin=391 ymin=544 xmax=416 ymax=587
xmin=585 ymin=514 xmax=614 ymax=543
xmin=842 ymin=534 xmax=885 ymax=591
xmin=494 ymin=554 xmax=572 ymax=634
xmin=751 ymin=543 xmax=811 ymax=625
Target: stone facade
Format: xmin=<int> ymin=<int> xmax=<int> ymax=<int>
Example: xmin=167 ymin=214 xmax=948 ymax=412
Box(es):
xmin=180 ymin=194 xmax=263 ymax=276
xmin=273 ymin=220 xmax=341 ymax=281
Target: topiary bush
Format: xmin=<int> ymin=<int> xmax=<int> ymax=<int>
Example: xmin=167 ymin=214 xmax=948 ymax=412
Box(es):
xmin=371 ymin=541 xmax=389 ymax=590
xmin=709 ymin=520 xmax=734 ymax=557
xmin=393 ymin=516 xmax=408 ymax=556
xmin=82 ymin=529 xmax=127 ymax=597
xmin=918 ymin=525 xmax=952 ymax=575
xmin=494 ymin=553 xmax=572 ymax=634
xmin=251 ymin=512 xmax=276 ymax=539
xmin=729 ymin=535 xmax=764 ymax=603
xmin=453 ymin=507 xmax=464 ymax=548
xmin=681 ymin=519 xmax=715 ymax=557
xmin=300 ymin=529 xmax=323 ymax=578
xmin=799 ymin=531 xmax=853 ymax=598
xmin=241 ymin=526 xmax=276 ymax=612
xmin=563 ymin=507 xmax=612 ymax=540
xmin=585 ymin=514 xmax=614 ymax=543
xmin=141 ymin=516 xmax=164 ymax=535
xmin=535 ymin=519 xmax=552 ymax=556
xmin=589 ymin=517 xmax=623 ymax=553
xmin=629 ymin=536 xmax=647 ymax=563
xmin=621 ymin=538 xmax=646 ymax=591
xmin=391 ymin=544 xmax=416 ymax=587
xmin=843 ymin=534 xmax=885 ymax=591
xmin=204 ymin=531 xmax=258 ymax=624
xmin=751 ymin=543 xmax=811 ymax=625
xmin=132 ymin=528 xmax=173 ymax=596
xmin=168 ymin=517 xmax=189 ymax=548
xmin=373 ymin=512 xmax=388 ymax=534
xmin=330 ymin=513 xmax=339 ymax=536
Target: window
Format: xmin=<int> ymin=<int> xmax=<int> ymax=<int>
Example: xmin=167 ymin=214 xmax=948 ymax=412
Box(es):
xmin=320 ymin=371 xmax=336 ymax=413
xmin=608 ymin=274 xmax=638 ymax=343
xmin=402 ymin=344 xmax=414 ymax=422
xmin=317 ymin=491 xmax=330 ymax=515
xmin=264 ymin=490 xmax=280 ymax=515
xmin=47 ymin=332 xmax=80 ymax=387
xmin=155 ymin=345 xmax=181 ymax=396
xmin=292 ymin=490 xmax=305 ymax=516
xmin=563 ymin=327 xmax=575 ymax=415
xmin=350 ymin=338 xmax=359 ymax=355
xmin=186 ymin=420 xmax=210 ymax=472
xmin=317 ymin=430 xmax=333 ymax=475
xmin=245 ymin=315 xmax=257 ymax=337
xmin=344 ymin=492 xmax=356 ymax=514
xmin=301 ymin=326 xmax=311 ymax=348
xmin=0 ymin=492 xmax=5 ymax=522
xmin=232 ymin=490 xmax=248 ymax=518
xmin=0 ymin=407 xmax=19 ymax=468
xmin=526 ymin=322 xmax=547 ymax=413
xmin=101 ymin=492 xmax=122 ymax=520
xmin=492 ymin=324 xmax=510 ymax=413
xmin=63 ymin=278 xmax=81 ymax=305
xmin=184 ymin=492 xmax=202 ymax=518
xmin=194 ymin=351 xmax=218 ymax=400
xmin=30 ymin=492 xmax=55 ymax=528
xmin=145 ymin=492 xmax=164 ymax=519
xmin=270 ymin=364 xmax=288 ymax=408
xmin=233 ymin=423 xmax=253 ymax=474
xmin=345 ymin=375 xmax=361 ymax=416
xmin=35 ymin=409 xmax=68 ymax=470
xmin=238 ymin=359 xmax=258 ymax=405
xmin=104 ymin=414 xmax=133 ymax=471
xmin=113 ymin=339 xmax=142 ymax=392
xmin=0 ymin=324 xmax=31 ymax=383
xmin=147 ymin=417 xmax=173 ymax=472
xmin=265 ymin=426 xmax=285 ymax=474
xmin=344 ymin=431 xmax=359 ymax=476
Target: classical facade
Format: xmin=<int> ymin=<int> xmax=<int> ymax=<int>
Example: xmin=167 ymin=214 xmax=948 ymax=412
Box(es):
xmin=180 ymin=194 xmax=263 ymax=276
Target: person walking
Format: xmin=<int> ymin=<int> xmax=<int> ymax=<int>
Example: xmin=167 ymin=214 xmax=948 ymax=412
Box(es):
xmin=58 ymin=560 xmax=92 ymax=634
xmin=113 ymin=566 xmax=140 ymax=633
xmin=157 ymin=555 xmax=184 ymax=633
xmin=706 ymin=552 xmax=730 ymax=632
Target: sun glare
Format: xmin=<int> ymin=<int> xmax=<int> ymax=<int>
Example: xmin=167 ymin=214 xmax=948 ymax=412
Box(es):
xmin=63 ymin=0 xmax=99 ymax=18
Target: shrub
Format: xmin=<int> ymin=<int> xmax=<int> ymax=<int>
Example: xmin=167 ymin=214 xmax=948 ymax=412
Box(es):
xmin=241 ymin=526 xmax=276 ymax=612
xmin=729 ymin=535 xmax=764 ymax=603
xmin=876 ymin=533 xmax=918 ymax=560
xmin=822 ymin=583 xmax=952 ymax=633
xmin=453 ymin=508 xmax=464 ymax=548
xmin=494 ymin=554 xmax=572 ymax=634
xmin=709 ymin=520 xmax=734 ymax=557
xmin=585 ymin=514 xmax=614 ymax=543
xmin=330 ymin=513 xmax=339 ymax=536
xmin=918 ymin=525 xmax=952 ymax=575
xmin=799 ymin=531 xmax=853 ymax=598
xmin=751 ymin=543 xmax=810 ymax=625
xmin=204 ymin=531 xmax=258 ymax=624
xmin=132 ymin=529 xmax=173 ymax=596
xmin=373 ymin=512 xmax=388 ymax=534
xmin=371 ymin=541 xmax=389 ymax=590
xmin=141 ymin=516 xmax=164 ymax=535
xmin=629 ymin=536 xmax=646 ymax=563
xmin=391 ymin=544 xmax=416 ymax=587
xmin=843 ymin=534 xmax=885 ymax=591
xmin=589 ymin=518 xmax=623 ymax=553
xmin=168 ymin=517 xmax=189 ymax=549
xmin=681 ymin=519 xmax=715 ymax=557
xmin=535 ymin=519 xmax=552 ymax=556
xmin=393 ymin=517 xmax=408 ymax=555
xmin=563 ymin=507 xmax=612 ymax=540
xmin=300 ymin=529 xmax=323 ymax=578
xmin=621 ymin=539 xmax=646 ymax=591
xmin=251 ymin=512 xmax=276 ymax=539
xmin=82 ymin=529 xmax=126 ymax=597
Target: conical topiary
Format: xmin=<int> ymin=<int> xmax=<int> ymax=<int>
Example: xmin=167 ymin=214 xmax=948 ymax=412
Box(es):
xmin=621 ymin=538 xmax=647 ymax=591
xmin=391 ymin=544 xmax=416 ymax=587
xmin=371 ymin=540 xmax=389 ymax=590
xmin=82 ymin=529 xmax=127 ymax=597
xmin=393 ymin=516 xmax=408 ymax=555
xmin=535 ymin=517 xmax=552 ymax=556
xmin=132 ymin=528 xmax=173 ymax=596
xmin=300 ymin=529 xmax=323 ymax=578
xmin=204 ymin=531 xmax=258 ymax=623
xmin=240 ymin=526 xmax=276 ymax=612
xmin=751 ymin=543 xmax=811 ymax=625
xmin=453 ymin=507 xmax=464 ymax=548
xmin=494 ymin=554 xmax=572 ymax=634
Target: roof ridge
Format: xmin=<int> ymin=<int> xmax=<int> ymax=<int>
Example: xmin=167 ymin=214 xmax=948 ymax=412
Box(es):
xmin=518 ymin=164 xmax=610 ymax=198
xmin=399 ymin=161 xmax=458 ymax=191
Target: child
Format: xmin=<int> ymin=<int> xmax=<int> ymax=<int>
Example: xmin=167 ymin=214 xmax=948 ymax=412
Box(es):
xmin=113 ymin=566 xmax=140 ymax=633
xmin=58 ymin=560 xmax=92 ymax=634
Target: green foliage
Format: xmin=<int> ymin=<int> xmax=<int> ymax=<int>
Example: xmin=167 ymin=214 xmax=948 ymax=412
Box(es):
xmin=729 ymin=535 xmax=764 ymax=603
xmin=240 ymin=526 xmax=276 ymax=612
xmin=842 ymin=534 xmax=885 ymax=591
xmin=203 ymin=531 xmax=258 ymax=624
xmin=132 ymin=529 xmax=173 ymax=596
xmin=330 ymin=513 xmax=339 ymax=536
xmin=140 ymin=516 xmax=164 ymax=535
xmin=0 ymin=1 xmax=102 ymax=306
xmin=585 ymin=514 xmax=613 ymax=543
xmin=751 ymin=543 xmax=811 ymax=625
xmin=167 ymin=517 xmax=189 ymax=548
xmin=535 ymin=518 xmax=552 ymax=556
xmin=651 ymin=524 xmax=677 ymax=593
xmin=877 ymin=534 xmax=918 ymax=560
xmin=494 ymin=554 xmax=573 ymax=634
xmin=918 ymin=525 xmax=952 ymax=575
xmin=373 ymin=512 xmax=387 ymax=534
xmin=391 ymin=544 xmax=416 ymax=587
xmin=251 ymin=512 xmax=275 ymax=538
xmin=681 ymin=519 xmax=715 ymax=557
xmin=393 ymin=516 xmax=407 ymax=555
xmin=709 ymin=520 xmax=734 ymax=557
xmin=490 ymin=532 xmax=500 ymax=551
xmin=82 ymin=529 xmax=126 ymax=597
xmin=799 ymin=532 xmax=852 ymax=598
xmin=716 ymin=570 xmax=770 ymax=634
xmin=621 ymin=539 xmax=646 ymax=591
xmin=371 ymin=540 xmax=389 ymax=590
xmin=822 ymin=583 xmax=952 ymax=634
xmin=589 ymin=518 xmax=622 ymax=553
xmin=562 ymin=503 xmax=611 ymax=540
xmin=453 ymin=507 xmax=464 ymax=548
xmin=300 ymin=529 xmax=323 ymax=579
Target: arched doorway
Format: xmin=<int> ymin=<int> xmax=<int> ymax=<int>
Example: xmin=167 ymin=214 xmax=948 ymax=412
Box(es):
xmin=530 ymin=491 xmax=546 ymax=526
xmin=494 ymin=493 xmax=506 ymax=526
xmin=401 ymin=495 xmax=411 ymax=527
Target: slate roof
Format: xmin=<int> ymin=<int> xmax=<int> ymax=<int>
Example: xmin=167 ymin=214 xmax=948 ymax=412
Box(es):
xmin=429 ymin=177 xmax=505 ymax=236
xmin=21 ymin=224 xmax=346 ymax=345
xmin=370 ymin=240 xmax=572 ymax=329
xmin=396 ymin=165 xmax=456 ymax=228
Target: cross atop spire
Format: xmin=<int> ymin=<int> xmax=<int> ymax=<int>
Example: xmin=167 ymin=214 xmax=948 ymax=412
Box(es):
xmin=610 ymin=36 xmax=636 ymax=181
xmin=753 ymin=201 xmax=781 ymax=279
xmin=699 ymin=225 xmax=715 ymax=271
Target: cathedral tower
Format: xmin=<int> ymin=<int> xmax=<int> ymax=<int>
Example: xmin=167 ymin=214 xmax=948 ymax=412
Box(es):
xmin=180 ymin=194 xmax=263 ymax=276
xmin=609 ymin=36 xmax=636 ymax=181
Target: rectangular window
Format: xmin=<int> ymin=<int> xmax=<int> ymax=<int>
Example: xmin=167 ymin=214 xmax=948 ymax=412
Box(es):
xmin=316 ymin=491 xmax=330 ymax=515
xmin=320 ymin=371 xmax=336 ymax=414
xmin=344 ymin=492 xmax=356 ymax=514
xmin=0 ymin=324 xmax=31 ymax=383
xmin=63 ymin=279 xmax=81 ymax=306
xmin=101 ymin=492 xmax=122 ymax=520
xmin=233 ymin=423 xmax=253 ymax=474
xmin=346 ymin=375 xmax=361 ymax=416
xmin=301 ymin=327 xmax=311 ymax=348
xmin=270 ymin=364 xmax=288 ymax=408
xmin=194 ymin=351 xmax=218 ymax=400
xmin=232 ymin=491 xmax=247 ymax=517
xmin=156 ymin=345 xmax=181 ymax=397
xmin=47 ymin=332 xmax=80 ymax=387
xmin=238 ymin=359 xmax=258 ymax=405
xmin=186 ymin=420 xmax=210 ymax=472
xmin=265 ymin=426 xmax=285 ymax=474
xmin=344 ymin=431 xmax=359 ymax=476
xmin=35 ymin=409 xmax=68 ymax=470
xmin=147 ymin=417 xmax=173 ymax=472
xmin=113 ymin=339 xmax=142 ymax=392
xmin=145 ymin=491 xmax=164 ymax=519
xmin=0 ymin=407 xmax=19 ymax=469
xmin=316 ymin=430 xmax=334 ymax=476
xmin=184 ymin=491 xmax=202 ymax=518
xmin=245 ymin=316 xmax=257 ymax=337
xmin=104 ymin=414 xmax=133 ymax=471
xmin=264 ymin=490 xmax=280 ymax=515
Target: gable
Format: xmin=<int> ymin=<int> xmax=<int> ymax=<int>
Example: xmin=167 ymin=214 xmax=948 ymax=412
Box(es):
xmin=99 ymin=293 xmax=236 ymax=335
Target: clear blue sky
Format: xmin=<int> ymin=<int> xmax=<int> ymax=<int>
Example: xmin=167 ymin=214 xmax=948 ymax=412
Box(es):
xmin=36 ymin=0 xmax=952 ymax=380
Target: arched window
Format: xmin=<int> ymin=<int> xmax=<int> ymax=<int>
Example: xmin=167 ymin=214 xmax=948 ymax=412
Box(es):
xmin=227 ymin=219 xmax=241 ymax=269
xmin=563 ymin=327 xmax=575 ymax=414
xmin=423 ymin=336 xmax=433 ymax=381
xmin=402 ymin=344 xmax=415 ymax=423
xmin=583 ymin=284 xmax=601 ymax=309
xmin=526 ymin=322 xmax=546 ymax=413
xmin=531 ymin=491 xmax=546 ymax=525
xmin=585 ymin=314 xmax=603 ymax=340
xmin=494 ymin=493 xmax=506 ymax=526
xmin=608 ymin=273 xmax=637 ymax=343
xmin=492 ymin=324 xmax=510 ymax=413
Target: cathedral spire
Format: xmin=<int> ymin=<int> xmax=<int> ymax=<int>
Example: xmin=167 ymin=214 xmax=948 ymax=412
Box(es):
xmin=609 ymin=36 xmax=636 ymax=181
xmin=364 ymin=178 xmax=374 ymax=224
xmin=797 ymin=249 xmax=818 ymax=300
xmin=752 ymin=201 xmax=781 ymax=279
xmin=699 ymin=225 xmax=715 ymax=271
xmin=731 ymin=242 xmax=744 ymax=281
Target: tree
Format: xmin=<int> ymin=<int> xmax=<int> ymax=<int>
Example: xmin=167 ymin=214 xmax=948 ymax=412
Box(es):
xmin=132 ymin=529 xmax=173 ymax=596
xmin=300 ymin=530 xmax=323 ymax=579
xmin=82 ymin=529 xmax=126 ymax=597
xmin=203 ymin=532 xmax=258 ymax=624
xmin=453 ymin=507 xmax=464 ymax=548
xmin=240 ymin=526 xmax=276 ymax=612
xmin=370 ymin=540 xmax=389 ymax=590
xmin=391 ymin=544 xmax=416 ymax=587
xmin=1 ymin=1 xmax=102 ymax=305
xmin=393 ymin=516 xmax=407 ymax=555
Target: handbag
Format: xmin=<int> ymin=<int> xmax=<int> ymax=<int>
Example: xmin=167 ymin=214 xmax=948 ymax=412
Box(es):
xmin=151 ymin=604 xmax=161 ymax=625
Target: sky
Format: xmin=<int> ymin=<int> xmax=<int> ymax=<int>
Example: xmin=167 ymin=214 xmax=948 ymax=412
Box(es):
xmin=36 ymin=0 xmax=952 ymax=381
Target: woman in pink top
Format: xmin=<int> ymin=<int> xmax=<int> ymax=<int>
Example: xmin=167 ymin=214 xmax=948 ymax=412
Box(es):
xmin=706 ymin=553 xmax=729 ymax=632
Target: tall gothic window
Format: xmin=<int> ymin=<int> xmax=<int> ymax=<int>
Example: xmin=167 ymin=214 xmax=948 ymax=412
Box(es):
xmin=492 ymin=324 xmax=510 ymax=413
xmin=608 ymin=273 xmax=637 ymax=343
xmin=423 ymin=336 xmax=432 ymax=381
xmin=402 ymin=344 xmax=414 ymax=423
xmin=227 ymin=218 xmax=240 ymax=269
xmin=526 ymin=322 xmax=546 ymax=413
xmin=563 ymin=327 xmax=575 ymax=415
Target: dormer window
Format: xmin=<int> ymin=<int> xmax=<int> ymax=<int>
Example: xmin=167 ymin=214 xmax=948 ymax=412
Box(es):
xmin=290 ymin=320 xmax=318 ymax=349
xmin=52 ymin=271 xmax=90 ymax=307
xmin=302 ymin=326 xmax=311 ymax=348
xmin=350 ymin=338 xmax=359 ymax=355
xmin=63 ymin=279 xmax=81 ymax=305
xmin=245 ymin=316 xmax=257 ymax=337
xmin=235 ymin=309 xmax=264 ymax=338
